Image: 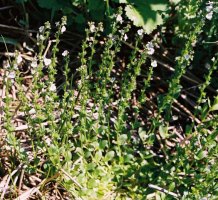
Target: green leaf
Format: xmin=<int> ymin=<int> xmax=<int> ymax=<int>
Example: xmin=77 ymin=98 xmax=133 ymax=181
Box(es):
xmin=0 ymin=37 xmax=18 ymax=46
xmin=88 ymin=0 xmax=104 ymax=11
xmin=87 ymin=178 xmax=98 ymax=188
xmin=75 ymin=14 xmax=86 ymax=24
xmin=214 ymin=7 xmax=218 ymax=13
xmin=37 ymin=0 xmax=72 ymax=19
xmin=125 ymin=0 xmax=168 ymax=34
xmin=210 ymin=96 xmax=218 ymax=111
xmin=171 ymin=0 xmax=181 ymax=4
xmin=124 ymin=154 xmax=134 ymax=163
xmin=88 ymin=0 xmax=105 ymax=21
xmin=159 ymin=125 xmax=168 ymax=139
xmin=71 ymin=0 xmax=84 ymax=7
xmin=65 ymin=151 xmax=72 ymax=161
xmin=105 ymin=151 xmax=115 ymax=162
xmin=169 ymin=182 xmax=176 ymax=191
xmin=200 ymin=103 xmax=209 ymax=120
xmin=94 ymin=151 xmax=102 ymax=162
xmin=99 ymin=140 xmax=108 ymax=150
xmin=195 ymin=150 xmax=207 ymax=160
xmin=210 ymin=104 xmax=218 ymax=111
xmin=138 ymin=128 xmax=148 ymax=142
xmin=16 ymin=0 xmax=28 ymax=3
xmin=112 ymin=0 xmax=127 ymax=3
xmin=87 ymin=163 xmax=96 ymax=171
xmin=37 ymin=0 xmax=62 ymax=10
xmin=118 ymin=134 xmax=128 ymax=145
xmin=155 ymin=192 xmax=162 ymax=200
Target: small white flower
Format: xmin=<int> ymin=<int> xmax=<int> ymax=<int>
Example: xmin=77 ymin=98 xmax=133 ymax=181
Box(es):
xmin=4 ymin=145 xmax=12 ymax=151
xmin=61 ymin=26 xmax=66 ymax=33
xmin=119 ymin=29 xmax=125 ymax=35
xmin=201 ymin=99 xmax=207 ymax=103
xmin=3 ymin=60 xmax=10 ymax=69
xmin=45 ymin=137 xmax=52 ymax=146
xmin=29 ymin=108 xmax=36 ymax=115
xmin=55 ymin=22 xmax=60 ymax=27
xmin=202 ymin=151 xmax=208 ymax=157
xmin=175 ymin=56 xmax=180 ymax=61
xmin=39 ymin=35 xmax=45 ymax=41
xmin=45 ymin=22 xmax=51 ymax=29
xmin=147 ymin=48 xmax=155 ymax=55
xmin=13 ymin=64 xmax=18 ymax=70
xmin=31 ymin=68 xmax=36 ymax=74
xmin=49 ymin=83 xmax=56 ymax=92
xmin=98 ymin=23 xmax=104 ymax=32
xmin=146 ymin=42 xmax=155 ymax=55
xmin=124 ymin=34 xmax=128 ymax=41
xmin=151 ymin=60 xmax=157 ymax=67
xmin=80 ymin=65 xmax=86 ymax=70
xmin=90 ymin=24 xmax=95 ymax=33
xmin=61 ymin=17 xmax=67 ymax=26
xmin=88 ymin=37 xmax=94 ymax=42
xmin=8 ymin=71 xmax=16 ymax=79
xmin=172 ymin=115 xmax=178 ymax=120
xmin=39 ymin=26 xmax=44 ymax=33
xmin=111 ymin=77 xmax=115 ymax=82
xmin=44 ymin=58 xmax=51 ymax=66
xmin=108 ymin=34 xmax=113 ymax=38
xmin=206 ymin=12 xmax=213 ymax=20
xmin=206 ymin=4 xmax=213 ymax=12
xmin=184 ymin=54 xmax=190 ymax=61
xmin=17 ymin=54 xmax=23 ymax=64
xmin=137 ymin=29 xmax=144 ymax=36
xmin=146 ymin=42 xmax=154 ymax=49
xmin=205 ymin=63 xmax=210 ymax=69
xmin=116 ymin=15 xmax=123 ymax=23
xmin=31 ymin=59 xmax=38 ymax=68
xmin=88 ymin=42 xmax=92 ymax=47
xmin=62 ymin=50 xmax=69 ymax=57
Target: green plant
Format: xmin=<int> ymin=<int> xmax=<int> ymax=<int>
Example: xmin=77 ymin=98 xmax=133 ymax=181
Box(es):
xmin=15 ymin=0 xmax=176 ymax=33
xmin=1 ymin=1 xmax=218 ymax=199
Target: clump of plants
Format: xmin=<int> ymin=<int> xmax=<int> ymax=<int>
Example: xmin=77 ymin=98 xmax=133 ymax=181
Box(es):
xmin=0 ymin=1 xmax=218 ymax=199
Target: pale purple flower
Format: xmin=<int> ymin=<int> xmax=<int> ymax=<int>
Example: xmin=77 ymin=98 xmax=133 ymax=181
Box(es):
xmin=206 ymin=12 xmax=213 ymax=20
xmin=49 ymin=83 xmax=56 ymax=92
xmin=61 ymin=26 xmax=66 ymax=33
xmin=137 ymin=29 xmax=144 ymax=36
xmin=29 ymin=108 xmax=36 ymax=115
xmin=62 ymin=50 xmax=69 ymax=57
xmin=17 ymin=54 xmax=23 ymax=64
xmin=3 ymin=60 xmax=10 ymax=69
xmin=151 ymin=60 xmax=157 ymax=67
xmin=90 ymin=24 xmax=95 ymax=32
xmin=31 ymin=59 xmax=38 ymax=68
xmin=184 ymin=54 xmax=190 ymax=61
xmin=39 ymin=26 xmax=44 ymax=33
xmin=146 ymin=42 xmax=155 ymax=55
xmin=8 ymin=71 xmax=16 ymax=79
xmin=44 ymin=58 xmax=51 ymax=66
xmin=116 ymin=15 xmax=123 ymax=23
xmin=206 ymin=4 xmax=213 ymax=12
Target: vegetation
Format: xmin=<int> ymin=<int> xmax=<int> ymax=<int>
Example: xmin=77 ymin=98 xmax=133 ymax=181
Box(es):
xmin=0 ymin=0 xmax=217 ymax=199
